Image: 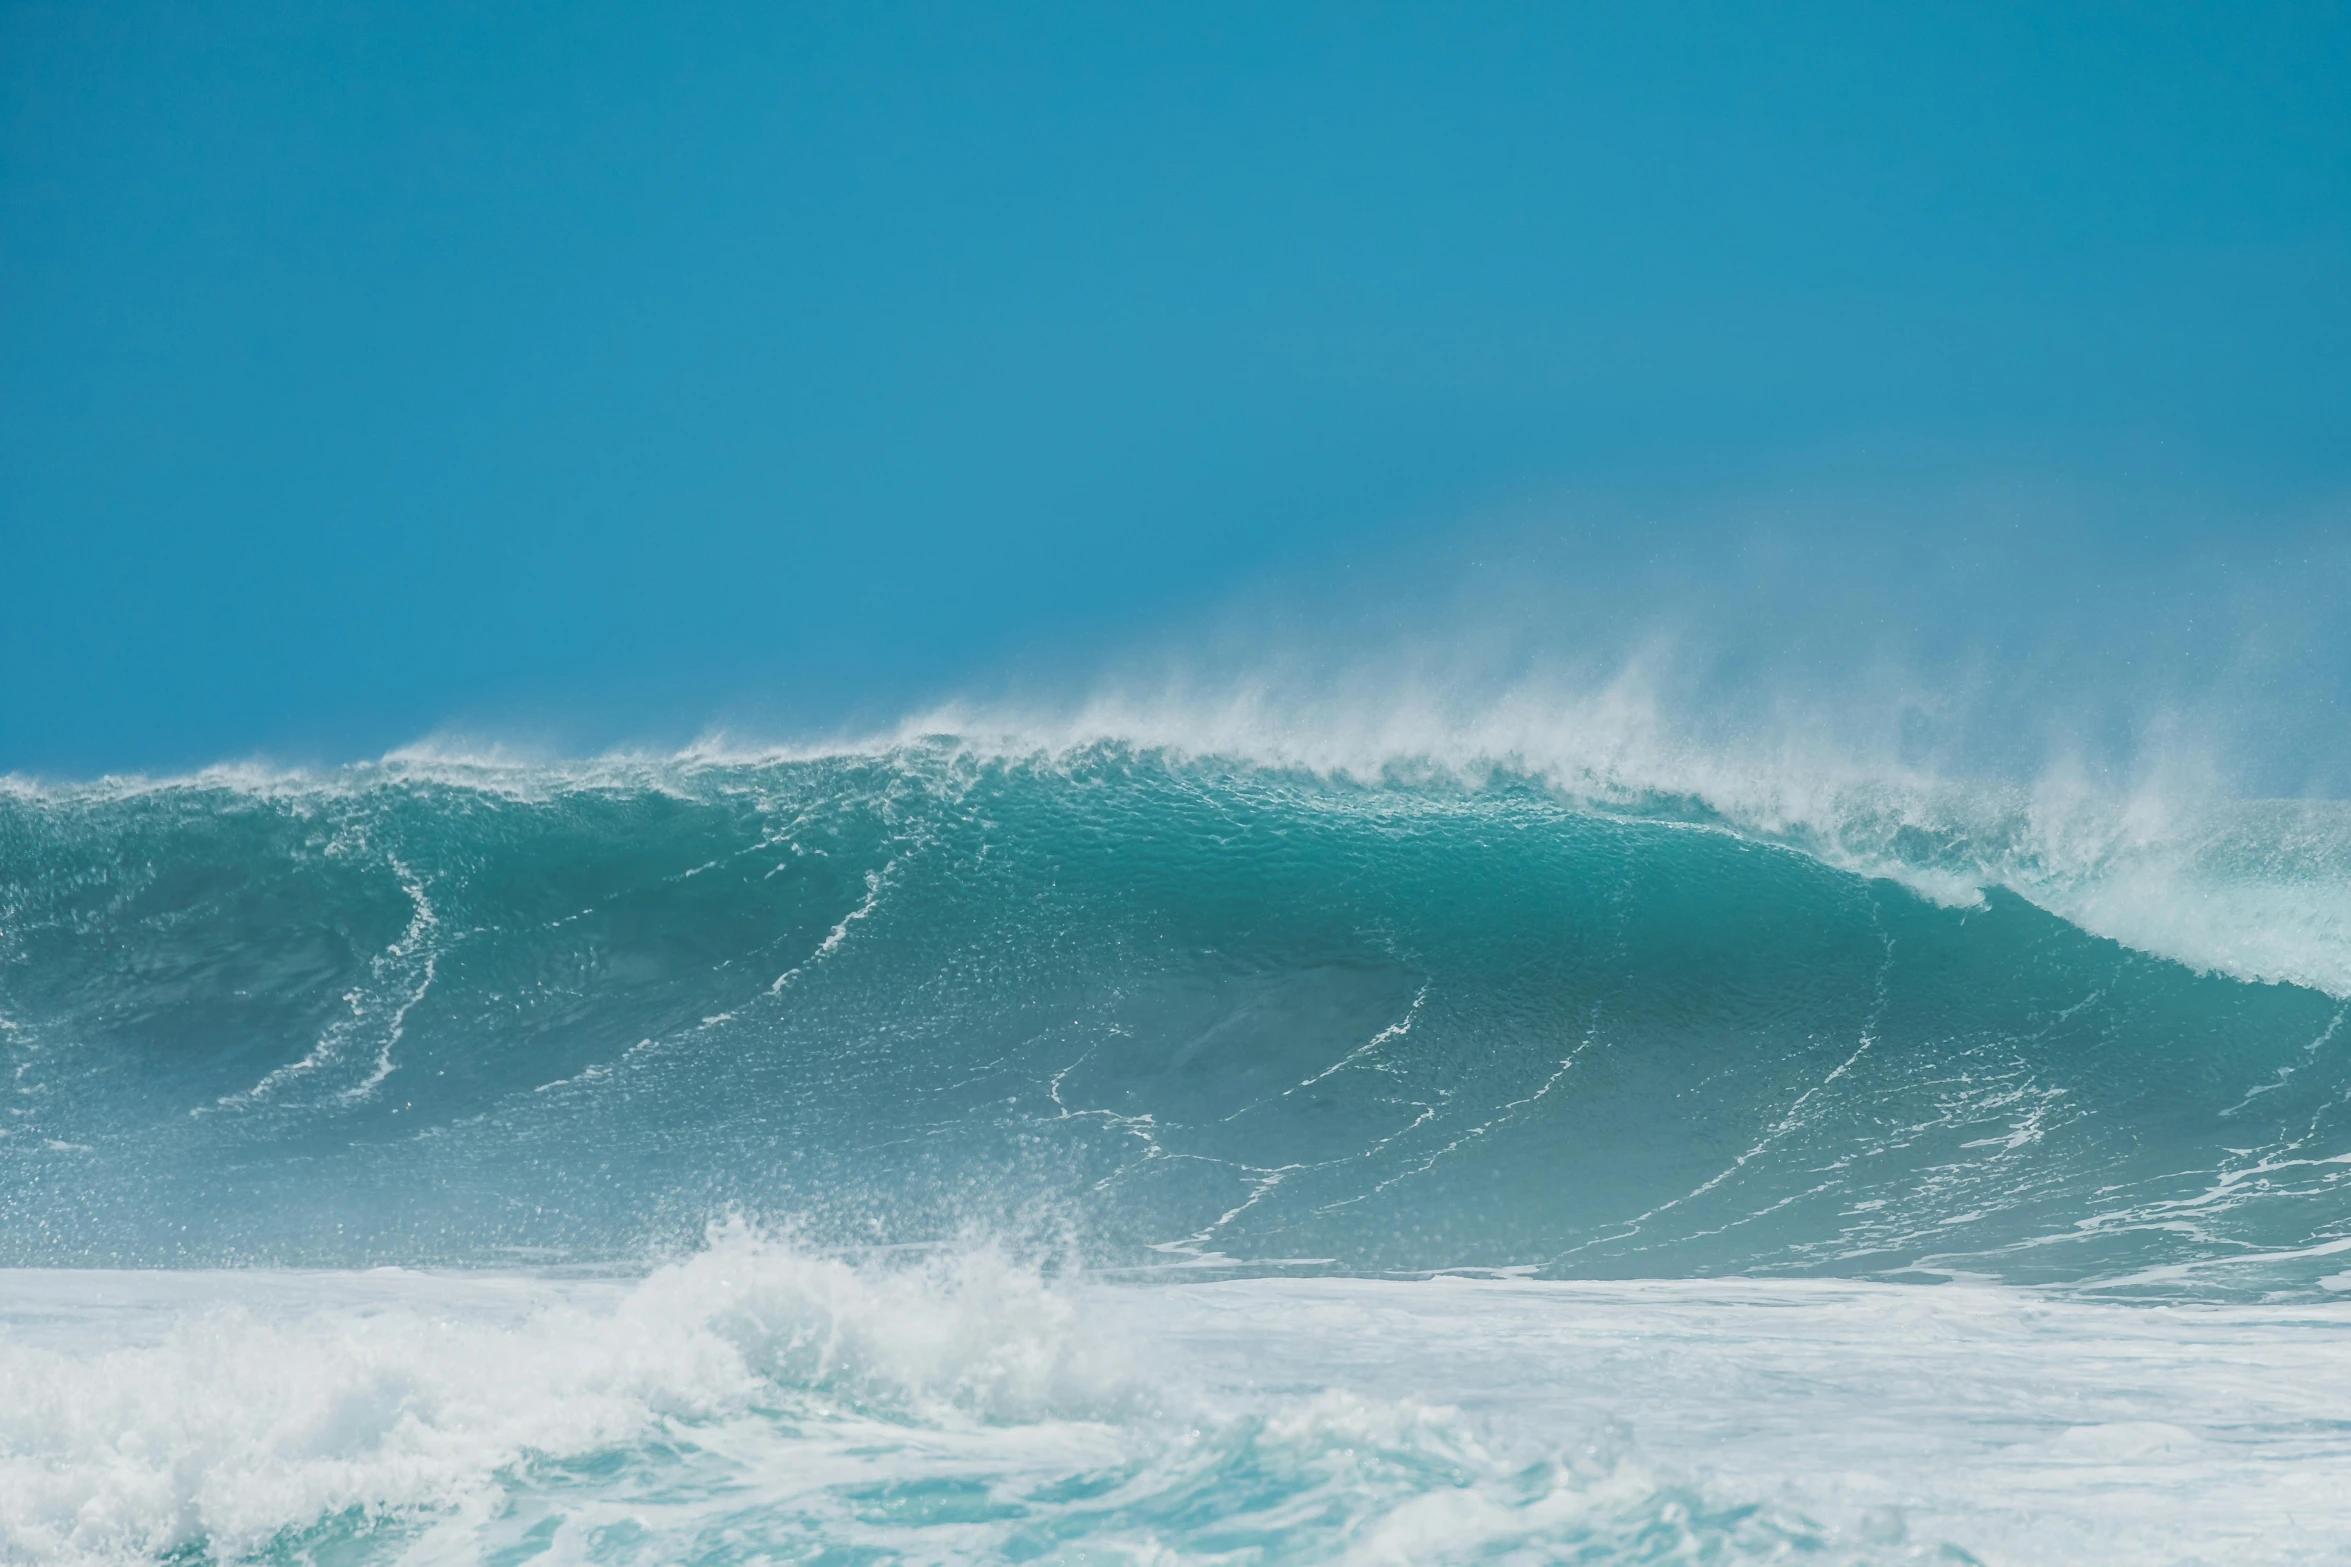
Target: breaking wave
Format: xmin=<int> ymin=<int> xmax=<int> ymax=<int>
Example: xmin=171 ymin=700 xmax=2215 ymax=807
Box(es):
xmin=4 ymin=713 xmax=2348 ymax=1293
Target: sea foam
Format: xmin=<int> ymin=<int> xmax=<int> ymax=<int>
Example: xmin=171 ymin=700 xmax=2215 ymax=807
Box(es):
xmin=8 ymin=1225 xmax=2351 ymax=1564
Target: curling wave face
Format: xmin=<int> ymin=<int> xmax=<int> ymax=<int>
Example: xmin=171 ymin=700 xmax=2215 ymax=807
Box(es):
xmin=4 ymin=731 xmax=2349 ymax=1293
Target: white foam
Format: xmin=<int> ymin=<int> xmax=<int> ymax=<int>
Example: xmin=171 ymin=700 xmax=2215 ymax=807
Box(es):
xmin=1151 ymin=1274 xmax=2351 ymax=1566
xmin=6 ymin=1227 xmax=2351 ymax=1565
xmin=0 ymin=1221 xmax=1125 ymax=1566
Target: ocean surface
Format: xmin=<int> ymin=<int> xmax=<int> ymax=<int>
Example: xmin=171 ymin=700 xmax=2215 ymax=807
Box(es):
xmin=5 ymin=726 xmax=2350 ymax=1564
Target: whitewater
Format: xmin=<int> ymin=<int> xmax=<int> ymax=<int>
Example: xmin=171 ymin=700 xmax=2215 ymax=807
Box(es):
xmin=5 ymin=711 xmax=2351 ymax=1564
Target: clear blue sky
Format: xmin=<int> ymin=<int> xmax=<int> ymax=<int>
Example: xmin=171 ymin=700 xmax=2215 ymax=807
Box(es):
xmin=5 ymin=3 xmax=2348 ymax=773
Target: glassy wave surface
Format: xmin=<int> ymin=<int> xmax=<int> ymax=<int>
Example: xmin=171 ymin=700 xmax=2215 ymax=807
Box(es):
xmin=5 ymin=733 xmax=2350 ymax=1563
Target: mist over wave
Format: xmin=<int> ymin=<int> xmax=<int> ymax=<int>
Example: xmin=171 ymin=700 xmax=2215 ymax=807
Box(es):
xmin=10 ymin=512 xmax=2351 ymax=1562
xmin=6 ymin=716 xmax=2351 ymax=1559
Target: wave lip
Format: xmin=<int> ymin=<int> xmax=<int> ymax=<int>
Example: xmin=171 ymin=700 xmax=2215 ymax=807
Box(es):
xmin=22 ymin=712 xmax=2351 ymax=996
xmin=52 ymin=678 xmax=2346 ymax=1000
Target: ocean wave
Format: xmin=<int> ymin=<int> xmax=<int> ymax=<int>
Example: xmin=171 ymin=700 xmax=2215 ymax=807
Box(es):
xmin=5 ymin=729 xmax=2350 ymax=1287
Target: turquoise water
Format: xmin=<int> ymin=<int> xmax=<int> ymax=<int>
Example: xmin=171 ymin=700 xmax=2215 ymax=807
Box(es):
xmin=5 ymin=733 xmax=2350 ymax=1562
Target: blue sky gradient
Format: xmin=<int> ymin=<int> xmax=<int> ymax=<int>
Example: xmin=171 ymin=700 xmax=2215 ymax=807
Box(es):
xmin=5 ymin=3 xmax=2349 ymax=772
